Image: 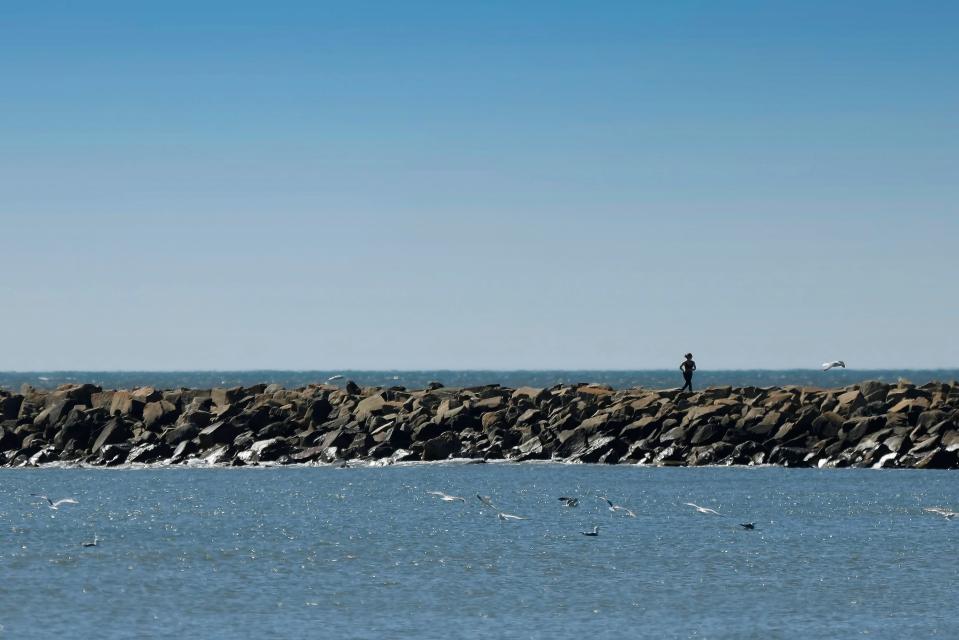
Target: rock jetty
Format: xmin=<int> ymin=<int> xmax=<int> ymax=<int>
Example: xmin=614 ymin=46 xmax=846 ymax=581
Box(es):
xmin=1 ymin=380 xmax=957 ymax=469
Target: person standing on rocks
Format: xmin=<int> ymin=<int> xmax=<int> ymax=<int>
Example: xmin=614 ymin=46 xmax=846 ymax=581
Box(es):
xmin=679 ymin=353 xmax=696 ymax=392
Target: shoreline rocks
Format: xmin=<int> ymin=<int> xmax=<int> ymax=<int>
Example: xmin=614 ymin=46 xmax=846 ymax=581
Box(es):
xmin=1 ymin=380 xmax=957 ymax=469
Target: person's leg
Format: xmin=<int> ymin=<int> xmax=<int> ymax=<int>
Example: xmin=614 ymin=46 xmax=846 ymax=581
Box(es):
xmin=681 ymin=374 xmax=692 ymax=391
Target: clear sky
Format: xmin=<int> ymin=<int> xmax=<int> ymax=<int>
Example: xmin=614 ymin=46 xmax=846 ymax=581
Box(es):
xmin=2 ymin=1 xmax=957 ymax=370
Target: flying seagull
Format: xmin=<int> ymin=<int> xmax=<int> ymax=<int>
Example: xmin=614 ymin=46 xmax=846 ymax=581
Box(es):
xmin=81 ymin=535 xmax=99 ymax=548
xmin=600 ymin=496 xmax=636 ymax=517
xmin=923 ymin=507 xmax=958 ymax=520
xmin=326 ymin=375 xmax=345 ymax=382
xmin=426 ymin=491 xmax=466 ymax=503
xmin=739 ymin=523 xmax=756 ymax=530
xmin=476 ymin=494 xmax=498 ymax=509
xmin=497 ymin=511 xmax=528 ymax=521
xmin=31 ymin=494 xmax=79 ymax=510
xmin=822 ymin=361 xmax=846 ymax=371
xmin=581 ymin=525 xmax=600 ymax=537
xmin=558 ymin=496 xmax=579 ymax=508
xmin=685 ymin=502 xmax=723 ymax=516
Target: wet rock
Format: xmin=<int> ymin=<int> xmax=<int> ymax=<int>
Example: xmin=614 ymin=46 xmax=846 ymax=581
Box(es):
xmin=575 ymin=436 xmax=626 ymax=464
xmin=98 ymin=443 xmax=132 ymax=466
xmin=128 ymin=443 xmax=171 ymax=464
xmin=915 ymin=448 xmax=958 ymax=469
xmin=250 ymin=437 xmax=292 ymax=462
xmin=171 ymin=439 xmax=198 ymax=463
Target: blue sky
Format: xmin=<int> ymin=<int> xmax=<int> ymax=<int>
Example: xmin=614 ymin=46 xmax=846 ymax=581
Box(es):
xmin=2 ymin=1 xmax=957 ymax=370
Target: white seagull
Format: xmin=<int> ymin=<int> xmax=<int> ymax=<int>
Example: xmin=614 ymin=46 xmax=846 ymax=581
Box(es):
xmin=600 ymin=496 xmax=636 ymax=517
xmin=31 ymin=494 xmax=79 ymax=510
xmin=426 ymin=491 xmax=466 ymax=503
xmin=581 ymin=525 xmax=600 ymax=537
xmin=822 ymin=361 xmax=846 ymax=371
xmin=923 ymin=507 xmax=958 ymax=520
xmin=81 ymin=534 xmax=99 ymax=548
xmin=685 ymin=502 xmax=723 ymax=516
xmin=497 ymin=511 xmax=528 ymax=521
xmin=558 ymin=496 xmax=579 ymax=508
xmin=326 ymin=375 xmax=345 ymax=382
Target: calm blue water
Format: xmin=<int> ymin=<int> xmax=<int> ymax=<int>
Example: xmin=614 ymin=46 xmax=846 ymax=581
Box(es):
xmin=1 ymin=465 xmax=956 ymax=639
xmin=2 ymin=369 xmax=958 ymax=391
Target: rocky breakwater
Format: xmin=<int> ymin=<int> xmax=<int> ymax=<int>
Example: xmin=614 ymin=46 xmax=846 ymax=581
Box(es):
xmin=0 ymin=380 xmax=957 ymax=469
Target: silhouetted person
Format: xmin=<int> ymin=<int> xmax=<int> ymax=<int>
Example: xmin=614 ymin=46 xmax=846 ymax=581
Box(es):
xmin=679 ymin=353 xmax=696 ymax=392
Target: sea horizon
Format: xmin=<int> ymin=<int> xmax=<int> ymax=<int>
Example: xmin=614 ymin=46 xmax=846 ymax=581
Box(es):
xmin=3 ymin=368 xmax=957 ymax=392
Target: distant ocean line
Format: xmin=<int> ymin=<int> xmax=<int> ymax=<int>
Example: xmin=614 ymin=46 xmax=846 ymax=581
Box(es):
xmin=2 ymin=369 xmax=957 ymax=391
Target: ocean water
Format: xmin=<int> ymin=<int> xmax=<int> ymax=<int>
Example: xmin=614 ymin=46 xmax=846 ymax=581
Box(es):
xmin=1 ymin=465 xmax=956 ymax=639
xmin=2 ymin=369 xmax=958 ymax=391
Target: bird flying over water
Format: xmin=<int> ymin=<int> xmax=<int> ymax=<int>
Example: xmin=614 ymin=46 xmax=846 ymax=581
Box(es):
xmin=685 ymin=502 xmax=723 ymax=516
xmin=31 ymin=494 xmax=79 ymax=510
xmin=822 ymin=361 xmax=846 ymax=371
xmin=476 ymin=494 xmax=497 ymax=509
xmin=558 ymin=496 xmax=579 ymax=507
xmin=81 ymin=534 xmax=99 ymax=547
xmin=923 ymin=507 xmax=958 ymax=520
xmin=581 ymin=526 xmax=600 ymax=536
xmin=599 ymin=497 xmax=636 ymax=517
xmin=426 ymin=491 xmax=466 ymax=503
xmin=326 ymin=375 xmax=345 ymax=382
xmin=739 ymin=523 xmax=755 ymax=530
xmin=497 ymin=512 xmax=528 ymax=521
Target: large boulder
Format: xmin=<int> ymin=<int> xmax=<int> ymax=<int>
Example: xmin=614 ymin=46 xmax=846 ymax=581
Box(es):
xmin=53 ymin=409 xmax=94 ymax=448
xmin=423 ymin=432 xmax=461 ymax=461
xmin=143 ymin=401 xmax=178 ymax=429
xmin=914 ymin=449 xmax=958 ymax=469
xmin=690 ymin=422 xmax=724 ymax=446
xmin=127 ymin=443 xmax=171 ymax=464
xmin=198 ymin=421 xmax=242 ymax=448
xmin=554 ymin=427 xmax=589 ymax=459
xmin=575 ymin=436 xmax=627 ymax=464
xmin=211 ymin=387 xmax=245 ymax=408
xmin=250 ymin=437 xmax=292 ymax=462
xmin=163 ymin=423 xmax=200 ymax=445
xmin=91 ymin=418 xmax=132 ymax=454
xmin=1 ymin=395 xmax=24 ymax=420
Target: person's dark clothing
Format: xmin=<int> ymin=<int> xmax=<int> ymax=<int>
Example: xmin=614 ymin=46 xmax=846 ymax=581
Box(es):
xmin=679 ymin=359 xmax=696 ymax=392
